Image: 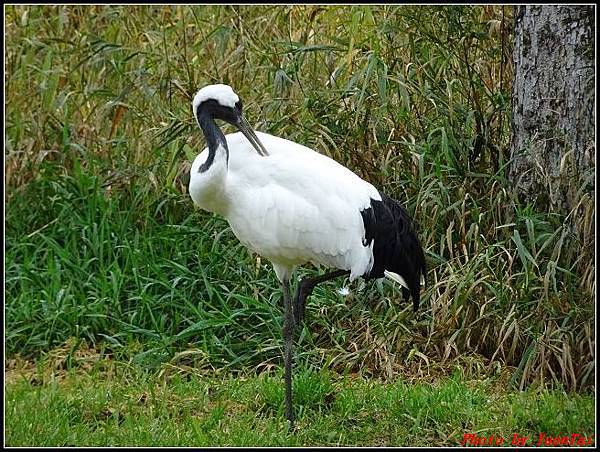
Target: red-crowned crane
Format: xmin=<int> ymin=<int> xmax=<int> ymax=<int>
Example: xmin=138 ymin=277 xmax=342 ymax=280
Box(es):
xmin=188 ymin=84 xmax=427 ymax=430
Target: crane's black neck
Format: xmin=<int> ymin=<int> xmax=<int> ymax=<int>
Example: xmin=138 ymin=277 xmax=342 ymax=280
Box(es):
xmin=196 ymin=108 xmax=229 ymax=173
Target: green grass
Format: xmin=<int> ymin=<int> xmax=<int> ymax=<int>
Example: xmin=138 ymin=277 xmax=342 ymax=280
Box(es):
xmin=5 ymin=360 xmax=594 ymax=447
xmin=4 ymin=6 xmax=595 ymax=445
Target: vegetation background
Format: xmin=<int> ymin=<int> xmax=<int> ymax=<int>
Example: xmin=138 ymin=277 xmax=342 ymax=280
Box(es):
xmin=4 ymin=5 xmax=595 ymax=446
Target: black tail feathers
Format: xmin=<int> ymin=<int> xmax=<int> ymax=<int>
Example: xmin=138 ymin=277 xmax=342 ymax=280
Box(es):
xmin=360 ymin=192 xmax=427 ymax=312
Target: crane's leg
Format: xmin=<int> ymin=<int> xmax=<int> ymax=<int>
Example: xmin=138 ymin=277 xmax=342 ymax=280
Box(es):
xmin=281 ymin=277 xmax=295 ymax=431
xmin=293 ymin=269 xmax=350 ymax=324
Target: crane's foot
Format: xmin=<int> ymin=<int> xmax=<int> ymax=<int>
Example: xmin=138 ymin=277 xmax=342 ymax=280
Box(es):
xmin=293 ymin=270 xmax=349 ymax=325
xmin=287 ymin=418 xmax=296 ymax=433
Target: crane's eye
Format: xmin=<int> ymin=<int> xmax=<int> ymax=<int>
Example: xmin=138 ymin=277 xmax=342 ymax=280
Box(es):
xmin=235 ymin=100 xmax=243 ymax=112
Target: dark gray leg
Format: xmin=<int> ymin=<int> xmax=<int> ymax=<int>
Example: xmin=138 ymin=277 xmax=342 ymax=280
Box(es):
xmin=281 ymin=278 xmax=295 ymax=431
xmin=293 ymin=269 xmax=350 ymax=324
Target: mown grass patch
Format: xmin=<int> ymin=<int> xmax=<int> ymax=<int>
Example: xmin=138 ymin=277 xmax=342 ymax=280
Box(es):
xmin=5 ymin=357 xmax=595 ymax=447
xmin=5 ymin=4 xmax=594 ymax=396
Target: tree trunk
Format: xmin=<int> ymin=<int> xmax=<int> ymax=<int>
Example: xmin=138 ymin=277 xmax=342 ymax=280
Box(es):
xmin=509 ymin=5 xmax=594 ymax=214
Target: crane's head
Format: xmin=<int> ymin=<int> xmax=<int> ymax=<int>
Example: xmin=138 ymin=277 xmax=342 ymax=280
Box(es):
xmin=192 ymin=84 xmax=268 ymax=156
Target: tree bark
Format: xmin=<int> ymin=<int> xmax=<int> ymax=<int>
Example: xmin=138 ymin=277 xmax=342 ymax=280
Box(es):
xmin=509 ymin=5 xmax=594 ymax=214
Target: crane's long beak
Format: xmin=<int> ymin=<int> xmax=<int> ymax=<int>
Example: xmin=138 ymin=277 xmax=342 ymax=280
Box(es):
xmin=237 ymin=115 xmax=269 ymax=157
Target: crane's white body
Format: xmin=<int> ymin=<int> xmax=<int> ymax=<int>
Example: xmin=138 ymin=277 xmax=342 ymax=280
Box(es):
xmin=189 ymin=131 xmax=382 ymax=283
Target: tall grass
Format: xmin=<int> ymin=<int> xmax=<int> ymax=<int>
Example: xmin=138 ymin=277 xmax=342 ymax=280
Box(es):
xmin=5 ymin=5 xmax=594 ymax=391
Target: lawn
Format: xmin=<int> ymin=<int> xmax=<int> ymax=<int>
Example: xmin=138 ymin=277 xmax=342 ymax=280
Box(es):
xmin=5 ymin=352 xmax=595 ymax=447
